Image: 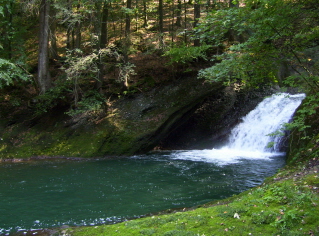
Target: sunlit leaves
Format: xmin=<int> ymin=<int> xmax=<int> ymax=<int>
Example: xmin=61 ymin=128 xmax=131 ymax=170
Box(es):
xmin=164 ymin=44 xmax=211 ymax=65
xmin=197 ymin=0 xmax=319 ymax=90
xmin=196 ymin=0 xmax=319 ymax=140
xmin=64 ymin=48 xmax=120 ymax=80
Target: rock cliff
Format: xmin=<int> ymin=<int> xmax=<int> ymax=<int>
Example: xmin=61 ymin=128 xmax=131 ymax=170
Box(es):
xmin=0 ymin=76 xmax=276 ymax=159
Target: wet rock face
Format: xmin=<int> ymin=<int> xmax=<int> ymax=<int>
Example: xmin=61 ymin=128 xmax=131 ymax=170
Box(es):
xmin=110 ymin=77 xmax=225 ymax=154
xmin=286 ymin=95 xmax=319 ymax=163
xmin=111 ymin=77 xmax=277 ymax=153
xmin=157 ymin=87 xmax=277 ymax=150
xmin=0 ymin=74 xmax=276 ymax=158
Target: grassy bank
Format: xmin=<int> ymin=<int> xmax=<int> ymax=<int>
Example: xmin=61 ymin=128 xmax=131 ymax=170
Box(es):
xmin=63 ymin=158 xmax=319 ymax=236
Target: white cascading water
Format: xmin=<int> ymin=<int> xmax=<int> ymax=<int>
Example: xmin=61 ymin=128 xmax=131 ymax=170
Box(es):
xmin=171 ymin=93 xmax=305 ymax=165
xmin=227 ymin=93 xmax=306 ymax=152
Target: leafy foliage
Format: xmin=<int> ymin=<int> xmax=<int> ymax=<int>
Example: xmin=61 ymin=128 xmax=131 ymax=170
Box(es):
xmin=0 ymin=59 xmax=31 ymax=88
xmin=163 ymin=44 xmax=211 ymax=65
xmin=65 ymin=90 xmax=106 ymax=117
xmin=63 ymin=47 xmax=122 ymax=104
xmin=33 ymin=79 xmax=72 ymax=116
xmin=64 ymin=48 xmax=121 ymax=81
xmin=117 ymin=62 xmax=136 ymax=84
xmin=0 ymin=0 xmax=27 ymax=61
xmin=196 ymin=0 xmax=319 ymax=143
xmin=198 ymin=0 xmax=319 ymax=89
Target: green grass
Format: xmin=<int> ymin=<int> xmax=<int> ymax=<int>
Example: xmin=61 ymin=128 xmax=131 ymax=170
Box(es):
xmin=66 ymin=163 xmax=319 ymax=236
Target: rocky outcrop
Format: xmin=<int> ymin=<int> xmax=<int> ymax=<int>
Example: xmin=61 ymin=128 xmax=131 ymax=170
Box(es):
xmin=158 ymin=85 xmax=279 ymax=150
xmin=286 ymin=95 xmax=319 ymax=164
xmin=0 ymin=76 xmax=277 ymax=159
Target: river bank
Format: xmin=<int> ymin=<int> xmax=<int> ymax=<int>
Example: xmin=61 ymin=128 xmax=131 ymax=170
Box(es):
xmin=66 ymin=157 xmax=319 ymax=236
xmin=10 ymin=156 xmax=317 ymax=236
xmin=61 ymin=93 xmax=319 ymax=236
xmin=2 ymin=93 xmax=319 ymax=236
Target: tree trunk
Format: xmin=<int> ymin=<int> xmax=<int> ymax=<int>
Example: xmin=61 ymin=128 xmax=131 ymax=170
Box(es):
xmin=38 ymin=0 xmax=51 ymax=94
xmin=206 ymin=0 xmax=211 ymax=11
xmin=124 ymin=0 xmax=132 ymax=63
xmin=94 ymin=1 xmax=102 ymax=48
xmin=193 ymin=0 xmax=200 ymax=46
xmin=175 ymin=0 xmax=182 ymax=27
xmin=135 ymin=0 xmax=139 ymax=31
xmin=3 ymin=1 xmax=13 ymax=59
xmin=50 ymin=4 xmax=59 ymax=60
xmin=158 ymin=0 xmax=164 ymax=33
xmin=170 ymin=0 xmax=175 ymax=42
xmin=142 ymin=0 xmax=148 ymax=28
xmin=74 ymin=3 xmax=81 ymax=49
xmin=100 ymin=1 xmax=109 ymax=48
xmin=125 ymin=0 xmax=132 ymax=37
xmin=158 ymin=0 xmax=164 ymax=49
xmin=183 ymin=0 xmax=187 ymax=44
xmin=66 ymin=0 xmax=72 ymax=49
xmin=96 ymin=0 xmax=109 ymax=92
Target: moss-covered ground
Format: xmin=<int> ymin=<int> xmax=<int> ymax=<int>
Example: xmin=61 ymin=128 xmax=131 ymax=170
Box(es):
xmin=62 ymin=157 xmax=319 ymax=236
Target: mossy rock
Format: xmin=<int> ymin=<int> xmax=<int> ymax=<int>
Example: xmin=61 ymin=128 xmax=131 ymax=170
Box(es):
xmin=0 ymin=77 xmax=223 ymax=159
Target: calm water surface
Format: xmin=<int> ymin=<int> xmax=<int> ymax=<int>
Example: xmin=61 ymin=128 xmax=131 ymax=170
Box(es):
xmin=0 ymin=151 xmax=285 ymax=234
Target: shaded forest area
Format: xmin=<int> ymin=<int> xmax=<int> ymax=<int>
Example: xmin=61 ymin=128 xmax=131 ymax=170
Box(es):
xmin=0 ymin=0 xmax=227 ymax=118
xmin=1 ymin=0 xmax=319 ymax=156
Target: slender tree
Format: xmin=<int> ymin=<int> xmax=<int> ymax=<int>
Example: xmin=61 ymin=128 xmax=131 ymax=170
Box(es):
xmin=142 ymin=0 xmax=148 ymax=28
xmin=125 ymin=0 xmax=132 ymax=37
xmin=183 ymin=0 xmax=187 ymax=44
xmin=50 ymin=4 xmax=59 ymax=60
xmin=206 ymin=0 xmax=211 ymax=11
xmin=169 ymin=0 xmax=175 ymax=42
xmin=193 ymin=0 xmax=201 ymax=46
xmin=2 ymin=1 xmax=13 ymax=60
xmin=66 ymin=0 xmax=72 ymax=49
xmin=158 ymin=0 xmax=163 ymax=33
xmin=175 ymin=0 xmax=182 ymax=27
xmin=134 ymin=0 xmax=138 ymax=31
xmin=123 ymin=0 xmax=132 ymax=62
xmin=158 ymin=0 xmax=164 ymax=48
xmin=74 ymin=3 xmax=81 ymax=49
xmin=100 ymin=0 xmax=109 ymax=48
xmin=96 ymin=0 xmax=110 ymax=92
xmin=38 ymin=0 xmax=51 ymax=94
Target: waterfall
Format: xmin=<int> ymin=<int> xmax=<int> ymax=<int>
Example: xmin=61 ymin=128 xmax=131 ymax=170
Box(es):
xmin=171 ymin=93 xmax=305 ymax=165
xmin=226 ymin=93 xmax=305 ymax=152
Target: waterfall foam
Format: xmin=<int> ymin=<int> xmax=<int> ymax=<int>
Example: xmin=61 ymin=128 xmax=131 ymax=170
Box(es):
xmin=226 ymin=93 xmax=305 ymax=152
xmin=171 ymin=93 xmax=305 ymax=165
